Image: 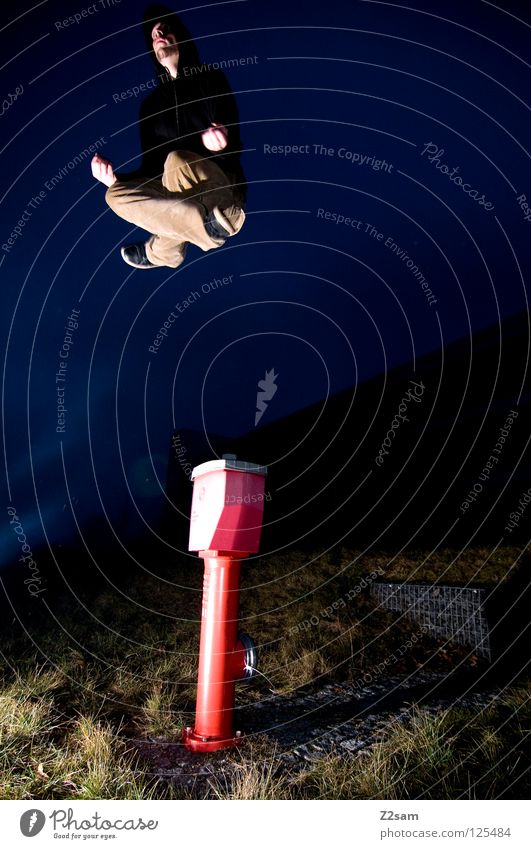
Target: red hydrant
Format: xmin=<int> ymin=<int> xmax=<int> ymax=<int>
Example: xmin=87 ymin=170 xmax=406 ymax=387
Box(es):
xmin=183 ymin=454 xmax=268 ymax=753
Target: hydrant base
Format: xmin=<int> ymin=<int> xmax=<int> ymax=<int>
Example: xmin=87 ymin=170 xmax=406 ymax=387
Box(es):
xmin=182 ymin=726 xmax=242 ymax=753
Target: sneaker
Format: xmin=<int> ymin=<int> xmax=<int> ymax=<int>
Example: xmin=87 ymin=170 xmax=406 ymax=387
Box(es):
xmin=204 ymin=205 xmax=245 ymax=240
xmin=120 ymin=242 xmax=156 ymax=269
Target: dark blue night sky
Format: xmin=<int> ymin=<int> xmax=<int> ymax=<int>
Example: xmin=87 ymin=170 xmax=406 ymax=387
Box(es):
xmin=1 ymin=0 xmax=530 ymax=562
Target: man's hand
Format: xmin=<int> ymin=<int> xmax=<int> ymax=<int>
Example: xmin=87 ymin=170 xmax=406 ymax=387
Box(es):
xmin=91 ymin=153 xmax=117 ymax=186
xmin=201 ymin=122 xmax=228 ymax=152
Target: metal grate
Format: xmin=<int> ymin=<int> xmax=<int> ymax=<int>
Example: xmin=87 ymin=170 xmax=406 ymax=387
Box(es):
xmin=371 ymin=582 xmax=491 ymax=660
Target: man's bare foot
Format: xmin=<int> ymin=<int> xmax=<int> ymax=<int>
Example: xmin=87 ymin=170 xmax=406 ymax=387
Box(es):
xmin=91 ymin=153 xmax=117 ymax=187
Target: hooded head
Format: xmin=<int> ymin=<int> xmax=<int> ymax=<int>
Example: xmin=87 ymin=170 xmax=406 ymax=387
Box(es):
xmin=142 ymin=5 xmax=201 ymax=76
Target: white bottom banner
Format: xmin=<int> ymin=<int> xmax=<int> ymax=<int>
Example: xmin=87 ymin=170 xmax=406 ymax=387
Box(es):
xmin=1 ymin=800 xmax=528 ymax=848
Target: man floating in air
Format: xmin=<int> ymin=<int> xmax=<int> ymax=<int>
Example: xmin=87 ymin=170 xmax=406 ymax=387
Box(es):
xmin=91 ymin=4 xmax=246 ymax=269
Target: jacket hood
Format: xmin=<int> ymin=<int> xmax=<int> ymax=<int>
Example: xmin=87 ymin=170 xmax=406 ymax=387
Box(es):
xmin=142 ymin=4 xmax=201 ymax=76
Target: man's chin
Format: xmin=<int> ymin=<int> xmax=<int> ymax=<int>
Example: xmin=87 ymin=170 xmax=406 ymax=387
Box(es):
xmin=156 ymin=46 xmax=178 ymax=63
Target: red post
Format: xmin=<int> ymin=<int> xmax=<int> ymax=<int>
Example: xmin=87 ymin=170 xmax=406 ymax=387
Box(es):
xmin=183 ymin=456 xmax=267 ymax=753
xmin=183 ymin=550 xmax=249 ymax=752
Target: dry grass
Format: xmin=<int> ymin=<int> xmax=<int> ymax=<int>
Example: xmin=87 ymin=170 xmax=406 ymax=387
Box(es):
xmin=1 ymin=545 xmax=529 ymax=799
xmin=208 ymin=741 xmax=290 ymax=800
xmin=362 ymin=545 xmax=523 ymax=586
xmin=286 ymin=686 xmax=531 ymax=800
xmin=0 ymin=674 xmax=154 ymax=799
xmin=200 ymin=682 xmax=531 ymax=800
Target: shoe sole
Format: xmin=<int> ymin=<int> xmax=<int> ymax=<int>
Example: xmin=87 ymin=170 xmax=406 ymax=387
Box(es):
xmin=120 ymin=246 xmax=156 ymax=269
xmin=211 ymin=205 xmax=245 ymax=237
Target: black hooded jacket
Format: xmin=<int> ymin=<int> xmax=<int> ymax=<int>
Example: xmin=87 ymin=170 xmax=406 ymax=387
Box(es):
xmin=137 ymin=5 xmax=246 ymax=201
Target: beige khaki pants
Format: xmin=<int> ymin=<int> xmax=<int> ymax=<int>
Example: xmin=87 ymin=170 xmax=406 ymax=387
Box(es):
xmin=105 ymin=150 xmax=244 ymax=268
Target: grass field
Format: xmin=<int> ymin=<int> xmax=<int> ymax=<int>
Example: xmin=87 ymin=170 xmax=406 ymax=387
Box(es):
xmin=211 ymin=686 xmax=531 ymax=800
xmin=1 ymin=545 xmax=529 ymax=799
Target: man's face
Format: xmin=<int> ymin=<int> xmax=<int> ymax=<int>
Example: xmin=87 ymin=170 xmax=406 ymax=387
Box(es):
xmin=151 ymin=21 xmax=179 ymax=66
